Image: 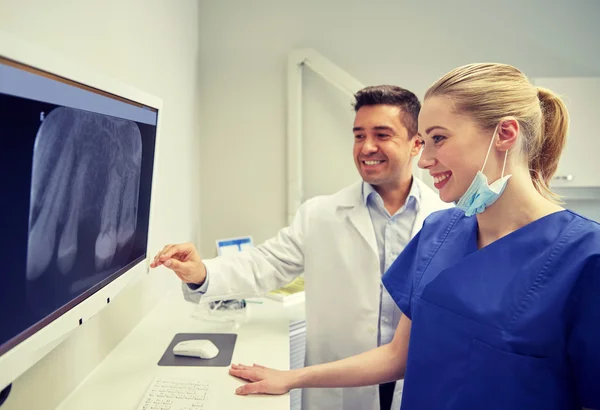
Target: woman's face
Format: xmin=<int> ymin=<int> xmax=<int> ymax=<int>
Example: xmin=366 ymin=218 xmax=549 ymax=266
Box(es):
xmin=417 ymin=96 xmax=501 ymax=203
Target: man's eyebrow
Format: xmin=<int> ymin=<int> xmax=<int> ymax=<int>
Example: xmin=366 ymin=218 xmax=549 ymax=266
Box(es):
xmin=352 ymin=125 xmax=395 ymax=132
xmin=373 ymin=126 xmax=394 ymax=132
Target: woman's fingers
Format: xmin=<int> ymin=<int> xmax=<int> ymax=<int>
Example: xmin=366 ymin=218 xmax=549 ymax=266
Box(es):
xmin=229 ymin=367 xmax=262 ymax=382
xmin=236 ymin=381 xmax=268 ymax=396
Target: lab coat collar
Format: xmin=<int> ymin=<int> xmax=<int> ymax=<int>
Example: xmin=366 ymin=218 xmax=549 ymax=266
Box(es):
xmin=361 ymin=178 xmax=422 ymax=214
xmin=333 ymin=178 xmax=425 ymax=209
xmin=333 ymin=180 xmax=365 ymax=208
xmin=333 ymin=178 xmax=450 ymax=247
xmin=330 ymin=181 xmax=377 ymax=255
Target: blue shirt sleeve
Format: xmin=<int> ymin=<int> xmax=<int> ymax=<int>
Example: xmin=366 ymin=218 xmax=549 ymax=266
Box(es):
xmin=568 ymin=255 xmax=600 ymax=409
xmin=382 ymin=230 xmax=422 ymax=319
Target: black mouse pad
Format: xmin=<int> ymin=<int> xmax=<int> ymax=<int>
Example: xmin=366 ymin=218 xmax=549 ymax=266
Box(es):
xmin=157 ymin=333 xmax=237 ymax=367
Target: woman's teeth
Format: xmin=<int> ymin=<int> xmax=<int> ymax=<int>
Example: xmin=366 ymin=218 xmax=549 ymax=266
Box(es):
xmin=434 ymin=172 xmax=451 ymax=184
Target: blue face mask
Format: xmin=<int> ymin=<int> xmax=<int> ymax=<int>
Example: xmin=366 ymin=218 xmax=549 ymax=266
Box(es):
xmin=454 ymin=125 xmax=511 ymax=217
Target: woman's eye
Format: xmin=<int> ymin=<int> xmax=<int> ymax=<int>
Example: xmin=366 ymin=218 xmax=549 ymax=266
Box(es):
xmin=432 ymin=135 xmax=446 ymax=144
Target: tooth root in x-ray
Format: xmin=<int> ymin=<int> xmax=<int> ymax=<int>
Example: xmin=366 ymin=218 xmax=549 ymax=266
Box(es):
xmin=27 ymin=106 xmax=142 ymax=281
xmin=57 ymin=161 xmax=87 ymax=275
xmin=95 ymin=227 xmax=117 ymax=272
xmin=27 ymin=205 xmax=57 ymax=281
xmin=117 ymin=172 xmax=139 ymax=250
xmin=115 ymin=121 xmax=142 ymax=253
xmin=27 ymin=135 xmax=75 ymax=281
xmin=95 ymin=168 xmax=121 ymax=271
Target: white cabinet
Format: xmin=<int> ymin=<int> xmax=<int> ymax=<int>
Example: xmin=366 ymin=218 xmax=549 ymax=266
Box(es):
xmin=533 ymin=77 xmax=600 ymax=188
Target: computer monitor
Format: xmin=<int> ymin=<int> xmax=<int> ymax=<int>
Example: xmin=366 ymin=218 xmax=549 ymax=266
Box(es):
xmin=0 ymin=32 xmax=162 ymax=392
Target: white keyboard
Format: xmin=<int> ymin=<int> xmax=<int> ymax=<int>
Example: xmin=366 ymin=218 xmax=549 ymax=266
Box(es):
xmin=136 ymin=376 xmax=214 ymax=410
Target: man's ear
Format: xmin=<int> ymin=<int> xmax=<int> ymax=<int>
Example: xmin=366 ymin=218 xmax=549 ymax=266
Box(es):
xmin=496 ymin=118 xmax=519 ymax=152
xmin=410 ymin=135 xmax=423 ymax=157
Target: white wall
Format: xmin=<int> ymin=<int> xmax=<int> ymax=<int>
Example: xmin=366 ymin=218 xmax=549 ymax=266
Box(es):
xmin=196 ymin=0 xmax=600 ymax=255
xmin=0 ymin=0 xmax=201 ymax=408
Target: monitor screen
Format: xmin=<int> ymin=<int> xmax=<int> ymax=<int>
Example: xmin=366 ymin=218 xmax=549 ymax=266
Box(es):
xmin=0 ymin=56 xmax=158 ymax=357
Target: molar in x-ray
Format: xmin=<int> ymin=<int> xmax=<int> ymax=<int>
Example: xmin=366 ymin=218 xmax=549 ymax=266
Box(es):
xmin=26 ymin=106 xmax=142 ymax=283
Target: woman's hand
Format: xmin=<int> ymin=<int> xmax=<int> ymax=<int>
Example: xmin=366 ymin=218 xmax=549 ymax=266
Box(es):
xmin=229 ymin=363 xmax=295 ymax=395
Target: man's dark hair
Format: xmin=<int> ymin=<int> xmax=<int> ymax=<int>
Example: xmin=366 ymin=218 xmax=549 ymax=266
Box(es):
xmin=353 ymin=85 xmax=421 ymax=138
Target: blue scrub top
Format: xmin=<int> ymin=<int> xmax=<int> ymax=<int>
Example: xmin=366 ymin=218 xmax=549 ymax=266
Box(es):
xmin=382 ymin=208 xmax=600 ymax=410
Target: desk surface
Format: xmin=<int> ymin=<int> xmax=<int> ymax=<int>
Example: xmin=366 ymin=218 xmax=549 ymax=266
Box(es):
xmin=57 ymin=288 xmax=302 ymax=410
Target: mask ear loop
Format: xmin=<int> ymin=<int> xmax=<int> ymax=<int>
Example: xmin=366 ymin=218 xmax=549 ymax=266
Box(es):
xmin=500 ymin=149 xmax=508 ymax=179
xmin=481 ymin=124 xmax=500 ymax=173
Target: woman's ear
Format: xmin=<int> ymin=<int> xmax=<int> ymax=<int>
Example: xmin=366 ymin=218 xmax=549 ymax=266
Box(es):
xmin=496 ymin=118 xmax=519 ymax=151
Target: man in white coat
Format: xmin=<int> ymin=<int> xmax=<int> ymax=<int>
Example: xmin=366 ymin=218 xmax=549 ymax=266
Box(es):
xmin=151 ymin=85 xmax=450 ymax=410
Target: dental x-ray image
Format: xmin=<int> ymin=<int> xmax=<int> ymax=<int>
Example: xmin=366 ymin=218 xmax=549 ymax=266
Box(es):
xmin=27 ymin=106 xmax=142 ymax=288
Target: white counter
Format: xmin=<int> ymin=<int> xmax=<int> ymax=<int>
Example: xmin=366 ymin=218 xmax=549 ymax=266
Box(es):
xmin=57 ymin=289 xmax=305 ymax=410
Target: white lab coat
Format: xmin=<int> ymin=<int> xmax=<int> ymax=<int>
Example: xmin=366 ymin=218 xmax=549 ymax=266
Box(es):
xmin=185 ymin=179 xmax=450 ymax=410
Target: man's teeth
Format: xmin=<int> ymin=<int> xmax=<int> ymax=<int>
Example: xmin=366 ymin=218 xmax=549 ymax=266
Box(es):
xmin=364 ymin=160 xmax=384 ymax=165
xmin=434 ymin=173 xmax=451 ymax=184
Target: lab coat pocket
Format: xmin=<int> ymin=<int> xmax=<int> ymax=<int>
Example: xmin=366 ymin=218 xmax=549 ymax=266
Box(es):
xmin=461 ymin=338 xmax=561 ymax=410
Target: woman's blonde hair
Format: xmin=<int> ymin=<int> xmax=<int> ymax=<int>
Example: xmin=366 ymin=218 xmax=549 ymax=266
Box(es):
xmin=424 ymin=63 xmax=569 ymax=203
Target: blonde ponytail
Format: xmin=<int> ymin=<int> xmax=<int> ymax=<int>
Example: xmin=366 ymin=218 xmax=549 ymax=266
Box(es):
xmin=530 ymin=87 xmax=569 ymax=201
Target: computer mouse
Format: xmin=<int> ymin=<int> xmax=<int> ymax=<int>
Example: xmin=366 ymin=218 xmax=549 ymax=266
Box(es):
xmin=172 ymin=339 xmax=219 ymax=359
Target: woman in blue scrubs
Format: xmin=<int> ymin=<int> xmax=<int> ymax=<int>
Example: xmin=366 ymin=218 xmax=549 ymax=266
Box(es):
xmin=229 ymin=63 xmax=600 ymax=410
